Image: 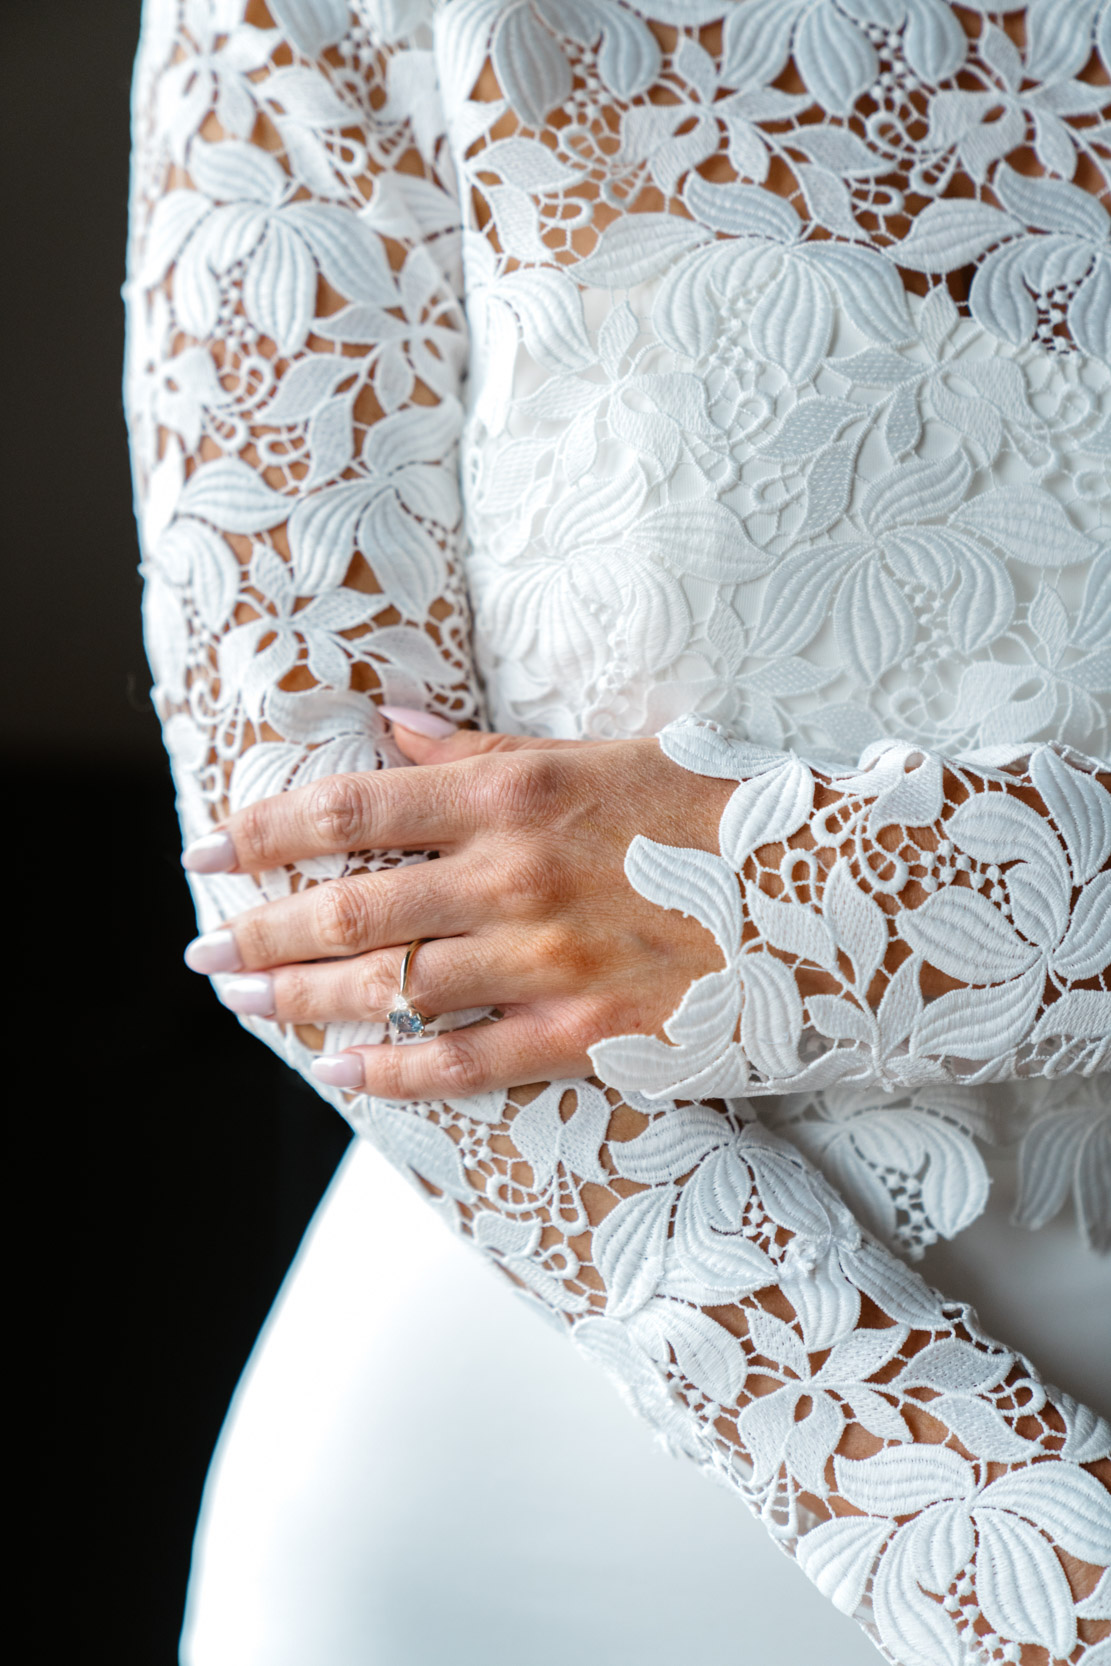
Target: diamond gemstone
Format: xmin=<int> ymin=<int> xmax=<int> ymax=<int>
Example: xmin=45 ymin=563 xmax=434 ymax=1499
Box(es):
xmin=388 ymin=1005 xmax=425 ymax=1041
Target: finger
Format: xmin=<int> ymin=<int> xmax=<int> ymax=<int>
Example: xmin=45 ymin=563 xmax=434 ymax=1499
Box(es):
xmin=379 ymin=708 xmax=596 ymax=767
xmin=218 ymin=933 xmax=547 ymax=1024
xmin=186 ymin=856 xmax=476 ymax=974
xmin=182 ymin=758 xmax=480 ymax=876
xmin=310 ymin=1004 xmax=598 ymax=1100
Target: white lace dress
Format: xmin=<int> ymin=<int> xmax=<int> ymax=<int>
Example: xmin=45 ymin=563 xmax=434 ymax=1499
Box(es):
xmin=124 ymin=3 xmax=1111 ymax=1663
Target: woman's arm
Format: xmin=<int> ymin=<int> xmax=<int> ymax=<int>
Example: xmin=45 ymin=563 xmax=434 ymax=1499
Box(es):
xmin=189 ymin=720 xmax=1110 ymax=1103
xmin=592 ymin=716 xmax=1111 ymax=1103
xmin=130 ymin=8 xmax=1110 ymax=1663
xmin=124 ymin=0 xmax=480 ymax=1013
xmin=175 ymin=720 xmax=1111 ymax=1666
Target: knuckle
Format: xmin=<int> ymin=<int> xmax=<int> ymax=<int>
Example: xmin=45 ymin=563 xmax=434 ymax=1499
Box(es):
xmin=436 ymin=1033 xmax=487 ymax=1096
xmin=529 ymin=921 xmax=574 ymax=975
xmin=573 ymin=931 xmax=609 ymax=981
xmin=355 ymin=954 xmax=395 ymax=1014
xmin=234 ymin=909 xmax=275 ymax=966
xmin=489 ymin=754 xmax=563 ymax=826
xmin=313 ymin=880 xmax=371 ymax=952
xmin=368 ymin=1045 xmax=407 ymax=1100
xmin=498 ymin=846 xmax=560 ymax=915
xmin=277 ymin=965 xmax=315 ymax=1016
xmin=235 ymin=800 xmax=279 ymax=868
xmin=307 ymin=775 xmax=370 ymax=848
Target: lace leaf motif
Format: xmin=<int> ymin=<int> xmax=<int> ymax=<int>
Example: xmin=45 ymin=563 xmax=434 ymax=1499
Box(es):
xmin=126 ymin=7 xmax=1111 ymax=1664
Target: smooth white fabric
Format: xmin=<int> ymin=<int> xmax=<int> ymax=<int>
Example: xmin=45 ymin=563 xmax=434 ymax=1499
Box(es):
xmin=181 ymin=1145 xmax=1109 ymax=1666
xmin=123 ymin=4 xmax=1111 ymax=1662
xmin=179 ymin=1144 xmax=884 ymax=1666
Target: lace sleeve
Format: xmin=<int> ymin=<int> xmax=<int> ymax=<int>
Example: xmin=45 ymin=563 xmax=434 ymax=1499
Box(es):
xmin=126 ymin=9 xmax=1111 ymax=1664
xmin=124 ymin=0 xmax=480 ymax=1045
xmin=591 ymin=717 xmax=1110 ymax=1102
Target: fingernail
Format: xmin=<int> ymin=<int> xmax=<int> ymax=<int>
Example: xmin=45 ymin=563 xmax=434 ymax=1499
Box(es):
xmin=184 ymin=929 xmax=242 ymax=974
xmin=221 ymin=974 xmax=275 ymax=1017
xmin=379 ymin=705 xmax=457 ymax=739
xmin=182 ymin=831 xmax=237 ymax=873
xmin=311 ymin=1053 xmax=366 ymax=1090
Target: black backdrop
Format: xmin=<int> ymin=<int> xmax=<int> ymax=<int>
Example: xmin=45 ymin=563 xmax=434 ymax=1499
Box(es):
xmin=6 ymin=4 xmax=351 ymax=1657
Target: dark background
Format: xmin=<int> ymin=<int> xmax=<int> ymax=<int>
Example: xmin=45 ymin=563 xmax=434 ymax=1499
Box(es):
xmin=6 ymin=4 xmax=351 ymax=1657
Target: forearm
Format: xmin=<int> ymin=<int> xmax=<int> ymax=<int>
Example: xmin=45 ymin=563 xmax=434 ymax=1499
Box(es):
xmin=127 ymin=14 xmax=1110 ymax=1662
xmin=125 ymin=0 xmax=480 ymax=1056
xmin=343 ymin=1067 xmax=1109 ymax=1665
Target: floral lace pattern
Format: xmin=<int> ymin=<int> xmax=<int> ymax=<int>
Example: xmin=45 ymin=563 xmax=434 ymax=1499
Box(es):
xmin=125 ymin=4 xmax=1111 ymax=1662
xmin=591 ymin=716 xmax=1110 ymax=1229
xmin=449 ymin=0 xmax=1111 ymax=1253
xmin=126 ymin=0 xmax=481 ymax=876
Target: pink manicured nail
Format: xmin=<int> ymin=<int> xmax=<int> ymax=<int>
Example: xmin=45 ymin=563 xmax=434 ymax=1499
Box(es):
xmin=182 ymin=831 xmax=237 ymax=873
xmin=221 ymin=974 xmax=275 ymax=1017
xmin=311 ymin=1053 xmax=366 ymax=1090
xmin=379 ymin=705 xmax=457 ymax=739
xmin=184 ymin=929 xmax=243 ymax=975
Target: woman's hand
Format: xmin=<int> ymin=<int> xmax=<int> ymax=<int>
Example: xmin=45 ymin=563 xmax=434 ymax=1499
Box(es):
xmin=182 ymin=711 xmax=734 ymax=1099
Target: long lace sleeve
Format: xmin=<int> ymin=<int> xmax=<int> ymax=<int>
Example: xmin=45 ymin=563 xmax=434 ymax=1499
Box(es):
xmin=592 ymin=717 xmax=1110 ymax=1101
xmin=124 ymin=0 xmax=481 ymax=1019
xmin=127 ymin=7 xmax=1111 ymax=1665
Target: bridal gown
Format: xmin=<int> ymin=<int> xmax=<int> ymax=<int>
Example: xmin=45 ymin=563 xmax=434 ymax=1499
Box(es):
xmin=123 ymin=3 xmax=1111 ymax=1662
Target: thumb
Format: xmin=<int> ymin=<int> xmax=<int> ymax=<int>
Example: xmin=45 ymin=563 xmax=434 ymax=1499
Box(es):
xmin=378 ymin=706 xmax=585 ymax=763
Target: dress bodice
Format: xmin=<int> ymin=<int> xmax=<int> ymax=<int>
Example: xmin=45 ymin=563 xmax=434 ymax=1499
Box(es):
xmin=462 ymin=273 xmax=1108 ymax=761
xmin=124 ymin=8 xmax=1111 ymax=1663
xmin=438 ymin=3 xmax=1109 ymax=766
xmin=429 ymin=0 xmax=1110 ymax=1257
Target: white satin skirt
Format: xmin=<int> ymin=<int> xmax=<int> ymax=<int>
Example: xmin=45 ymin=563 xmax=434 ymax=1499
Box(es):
xmin=180 ymin=1140 xmax=1109 ymax=1666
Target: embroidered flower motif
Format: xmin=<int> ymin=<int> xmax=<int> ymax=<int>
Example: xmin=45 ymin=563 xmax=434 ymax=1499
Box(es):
xmin=592 ymin=719 xmax=1111 ymax=1110
xmin=969 ymin=168 xmax=1111 ymax=361
xmin=804 ymin=1442 xmax=1111 ymax=1664
xmin=766 ymin=1081 xmax=995 ymax=1254
xmin=925 ymin=18 xmax=1108 ymax=184
xmin=1011 ymin=1074 xmax=1111 ymax=1251
xmin=128 ymin=12 xmax=1111 ymax=1663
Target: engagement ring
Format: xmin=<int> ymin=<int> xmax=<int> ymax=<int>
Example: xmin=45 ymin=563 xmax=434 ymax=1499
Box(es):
xmin=388 ymin=939 xmax=428 ymax=1041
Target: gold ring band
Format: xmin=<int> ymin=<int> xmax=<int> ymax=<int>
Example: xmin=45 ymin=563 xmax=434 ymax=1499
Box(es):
xmin=389 ymin=939 xmax=428 ymax=1040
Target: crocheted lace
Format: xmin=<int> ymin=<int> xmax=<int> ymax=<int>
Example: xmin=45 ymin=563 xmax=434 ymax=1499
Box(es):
xmin=124 ymin=4 xmax=1111 ymax=1662
xmin=593 ymin=715 xmax=1110 ymax=1093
